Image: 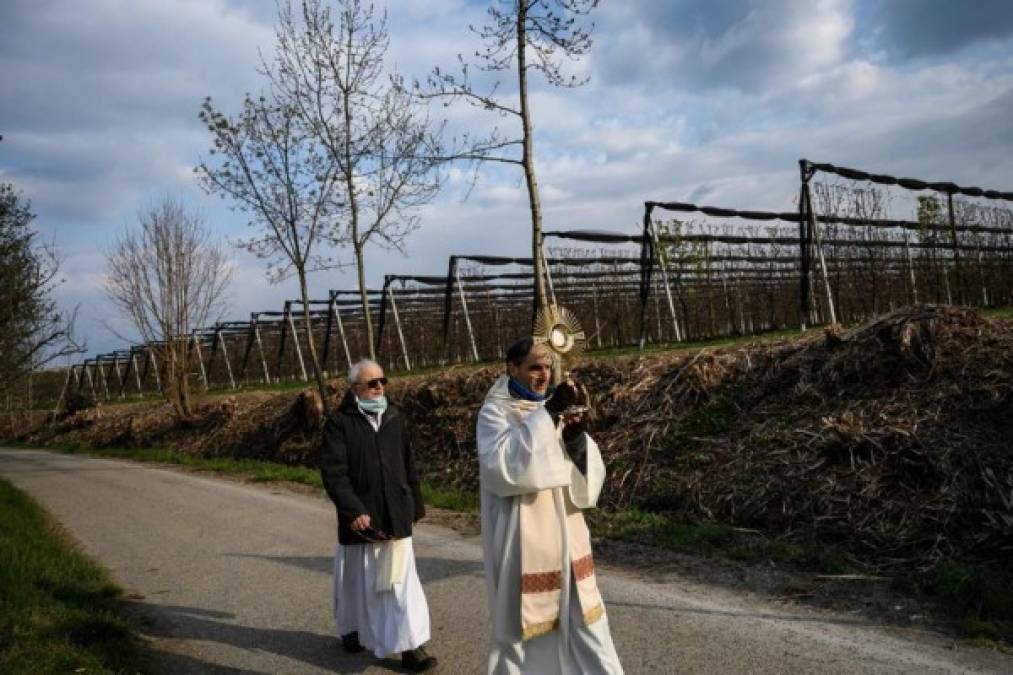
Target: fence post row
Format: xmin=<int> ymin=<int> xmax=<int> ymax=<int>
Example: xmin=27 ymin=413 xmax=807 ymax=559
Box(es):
xmin=55 ymin=159 xmax=1013 ymax=385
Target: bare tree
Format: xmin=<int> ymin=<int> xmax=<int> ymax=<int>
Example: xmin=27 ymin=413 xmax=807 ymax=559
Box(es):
xmin=0 ymin=183 xmax=83 ymax=401
xmin=196 ymin=88 xmax=343 ymax=405
xmin=104 ymin=198 xmax=232 ymax=419
xmin=270 ymin=0 xmax=444 ymax=358
xmin=421 ymin=0 xmax=599 ymax=315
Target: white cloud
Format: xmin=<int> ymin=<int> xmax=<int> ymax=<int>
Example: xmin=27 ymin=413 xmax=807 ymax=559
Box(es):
xmin=3 ymin=0 xmax=1013 ymax=360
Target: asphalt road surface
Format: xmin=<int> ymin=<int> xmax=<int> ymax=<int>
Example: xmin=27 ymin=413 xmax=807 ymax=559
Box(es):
xmin=2 ymin=448 xmax=1010 ymax=674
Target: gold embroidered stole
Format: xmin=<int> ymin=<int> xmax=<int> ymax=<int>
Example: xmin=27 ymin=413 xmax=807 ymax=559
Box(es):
xmin=518 ymin=453 xmax=604 ymax=640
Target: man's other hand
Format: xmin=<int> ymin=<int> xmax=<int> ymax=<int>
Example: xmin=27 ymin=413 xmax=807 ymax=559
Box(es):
xmin=562 ymin=412 xmax=588 ymax=441
xmin=351 ymin=514 xmax=371 ymax=531
xmin=545 ymin=379 xmax=579 ymax=416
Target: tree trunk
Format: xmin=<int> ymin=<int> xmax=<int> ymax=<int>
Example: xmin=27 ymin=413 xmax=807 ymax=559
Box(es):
xmin=165 ymin=342 xmax=192 ymax=420
xmin=353 ymin=241 xmax=374 ymax=359
xmin=517 ymin=5 xmax=548 ymax=322
xmin=344 ymin=24 xmax=374 ymax=359
xmin=298 ymin=270 xmax=330 ymax=412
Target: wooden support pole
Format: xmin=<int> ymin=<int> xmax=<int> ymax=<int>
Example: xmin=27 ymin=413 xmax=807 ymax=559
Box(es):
xmin=803 ymin=181 xmax=837 ymax=325
xmin=70 ymin=365 xmax=81 ymax=396
xmin=591 ymin=283 xmax=603 ymax=348
xmin=797 ymin=162 xmax=811 ymax=331
xmin=455 ymin=265 xmax=480 ymax=362
xmin=321 ymin=296 xmax=335 ymax=376
xmin=238 ymin=318 xmax=255 ymax=381
xmin=206 ymin=328 xmax=220 ymax=384
xmin=192 ymin=333 xmax=209 ymax=390
xmin=218 ymin=329 xmax=236 ymax=389
xmin=289 ymin=307 xmax=308 ymax=382
xmin=978 ymin=246 xmax=989 ymax=306
xmin=277 ymin=302 xmax=290 ymax=379
xmin=388 ymin=285 xmax=411 ymax=371
xmin=651 ymin=225 xmax=682 ymax=342
xmin=947 ymin=192 xmax=963 ymax=304
xmin=112 ymin=356 xmax=125 ymax=400
xmin=330 ymin=294 xmax=352 ymax=371
xmin=542 ymin=238 xmax=558 ymax=307
xmin=149 ymin=349 xmax=163 ymax=393
xmin=254 ymin=321 xmax=271 ymax=384
xmin=131 ymin=353 xmax=143 ymax=394
xmin=904 ymin=233 xmax=918 ymax=304
xmin=96 ymin=361 xmax=110 ymax=401
xmin=51 ymin=366 xmax=73 ymax=426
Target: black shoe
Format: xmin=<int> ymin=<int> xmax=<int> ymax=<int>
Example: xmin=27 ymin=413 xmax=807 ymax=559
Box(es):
xmin=401 ymin=645 xmax=437 ymax=672
xmin=341 ymin=631 xmax=364 ymax=654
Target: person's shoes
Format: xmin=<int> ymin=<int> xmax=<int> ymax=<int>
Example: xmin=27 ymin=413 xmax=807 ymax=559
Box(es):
xmin=341 ymin=631 xmax=364 ymax=653
xmin=401 ymin=645 xmax=437 ymax=672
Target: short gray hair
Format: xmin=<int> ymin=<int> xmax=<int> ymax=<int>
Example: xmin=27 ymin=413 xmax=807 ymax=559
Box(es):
xmin=348 ymin=358 xmax=382 ymax=385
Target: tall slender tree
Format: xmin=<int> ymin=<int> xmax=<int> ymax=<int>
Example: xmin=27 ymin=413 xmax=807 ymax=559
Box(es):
xmin=421 ymin=0 xmax=600 ymax=316
xmin=269 ymin=0 xmax=444 ymax=359
xmin=196 ymin=89 xmax=343 ymax=405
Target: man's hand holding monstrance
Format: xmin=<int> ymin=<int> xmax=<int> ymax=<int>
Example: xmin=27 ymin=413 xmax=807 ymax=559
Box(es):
xmin=534 ymin=304 xmax=592 ymax=432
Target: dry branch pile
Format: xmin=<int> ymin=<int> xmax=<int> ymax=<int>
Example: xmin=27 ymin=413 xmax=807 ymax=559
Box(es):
xmin=393 ymin=306 xmax=1012 ymax=570
xmin=586 ymin=305 xmax=1012 ymax=571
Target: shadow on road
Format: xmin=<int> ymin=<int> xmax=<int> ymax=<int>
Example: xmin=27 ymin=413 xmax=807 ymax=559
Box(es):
xmin=605 ymin=598 xmax=883 ymax=627
xmin=227 ymin=552 xmax=485 ymax=585
xmin=121 ymin=600 xmax=405 ymax=674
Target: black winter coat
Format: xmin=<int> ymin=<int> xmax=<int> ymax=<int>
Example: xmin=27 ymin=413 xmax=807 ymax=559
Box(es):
xmin=320 ymin=390 xmax=425 ymax=545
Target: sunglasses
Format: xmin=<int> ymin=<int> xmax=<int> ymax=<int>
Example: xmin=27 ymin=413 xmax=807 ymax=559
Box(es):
xmin=356 ymin=377 xmax=388 ymax=389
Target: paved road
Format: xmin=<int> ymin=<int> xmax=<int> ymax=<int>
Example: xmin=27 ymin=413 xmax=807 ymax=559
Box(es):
xmin=2 ymin=448 xmax=1010 ymax=674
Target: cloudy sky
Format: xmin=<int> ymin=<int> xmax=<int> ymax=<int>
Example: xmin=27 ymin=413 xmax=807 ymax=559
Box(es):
xmin=3 ymin=0 xmax=1013 ymax=359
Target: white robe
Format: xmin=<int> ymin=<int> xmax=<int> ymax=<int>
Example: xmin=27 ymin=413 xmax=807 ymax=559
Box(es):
xmin=476 ymin=375 xmax=623 ymax=675
xmin=332 ymin=406 xmax=430 ymax=659
xmin=332 ymin=537 xmax=431 ymax=658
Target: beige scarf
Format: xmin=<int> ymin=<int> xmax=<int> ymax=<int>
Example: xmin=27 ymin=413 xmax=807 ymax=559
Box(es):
xmin=515 ymin=403 xmax=604 ymax=640
xmin=373 ymin=538 xmax=408 ymax=592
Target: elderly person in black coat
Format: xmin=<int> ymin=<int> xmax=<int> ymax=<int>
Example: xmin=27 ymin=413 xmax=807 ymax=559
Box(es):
xmin=320 ymin=358 xmax=437 ymax=672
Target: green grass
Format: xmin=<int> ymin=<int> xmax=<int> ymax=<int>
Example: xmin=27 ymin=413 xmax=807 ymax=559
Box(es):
xmin=0 ymin=479 xmax=147 ymax=674
xmin=52 ymin=443 xmax=324 ymax=486
xmin=11 ymin=442 xmax=479 ymax=516
xmin=924 ymin=561 xmax=1013 ymax=643
xmin=601 ymin=508 xmax=847 ymax=573
xmin=607 ymin=508 xmax=737 ymax=552
xmin=983 ymin=306 xmax=1013 ymax=321
xmin=421 ymin=483 xmax=480 ymax=513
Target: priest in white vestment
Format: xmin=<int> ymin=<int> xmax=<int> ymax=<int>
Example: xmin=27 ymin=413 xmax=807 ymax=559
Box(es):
xmin=476 ymin=337 xmax=624 ymax=675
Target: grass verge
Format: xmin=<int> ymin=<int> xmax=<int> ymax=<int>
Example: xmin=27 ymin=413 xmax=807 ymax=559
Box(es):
xmin=0 ymin=478 xmax=147 ymax=674
xmin=8 ymin=442 xmax=477 ymax=514
xmin=421 ymin=482 xmax=479 ymax=513
xmin=597 ymin=508 xmax=847 ymax=573
xmin=923 ymin=561 xmax=1013 ymax=644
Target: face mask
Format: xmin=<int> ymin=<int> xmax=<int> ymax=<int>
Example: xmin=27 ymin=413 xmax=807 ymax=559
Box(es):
xmin=357 ymin=395 xmax=388 ymax=415
xmin=508 ymin=377 xmax=547 ymax=402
